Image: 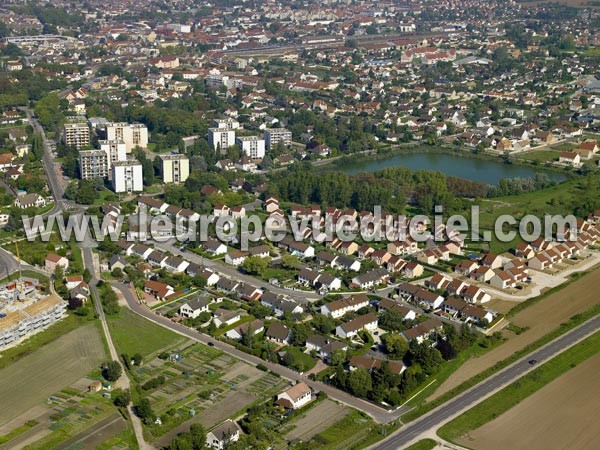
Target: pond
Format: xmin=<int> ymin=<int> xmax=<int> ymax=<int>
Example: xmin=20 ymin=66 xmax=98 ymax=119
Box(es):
xmin=338 ymin=152 xmax=567 ymax=185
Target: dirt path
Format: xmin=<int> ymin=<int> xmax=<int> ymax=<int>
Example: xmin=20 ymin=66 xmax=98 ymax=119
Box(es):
xmin=459 ymin=352 xmax=600 ymax=450
xmin=428 ymin=267 xmax=600 ymax=401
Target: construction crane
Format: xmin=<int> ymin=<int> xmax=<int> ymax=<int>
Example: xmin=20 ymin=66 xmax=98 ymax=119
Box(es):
xmin=14 ymin=241 xmax=24 ymax=300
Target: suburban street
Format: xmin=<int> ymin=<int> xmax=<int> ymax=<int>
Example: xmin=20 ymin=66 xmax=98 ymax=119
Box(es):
xmin=112 ymin=279 xmax=600 ymax=440
xmin=156 ymin=238 xmax=321 ymax=304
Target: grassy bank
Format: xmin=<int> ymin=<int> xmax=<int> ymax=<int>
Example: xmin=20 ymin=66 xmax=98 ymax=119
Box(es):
xmin=437 ymin=330 xmax=600 ymax=442
xmin=405 ymin=439 xmax=438 ymax=450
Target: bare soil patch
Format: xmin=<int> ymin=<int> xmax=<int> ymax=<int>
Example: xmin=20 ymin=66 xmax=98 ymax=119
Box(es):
xmin=458 ymin=353 xmax=600 ymax=450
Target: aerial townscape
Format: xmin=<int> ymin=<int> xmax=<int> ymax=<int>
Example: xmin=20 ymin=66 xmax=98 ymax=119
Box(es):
xmin=1 ymin=0 xmax=600 ymax=449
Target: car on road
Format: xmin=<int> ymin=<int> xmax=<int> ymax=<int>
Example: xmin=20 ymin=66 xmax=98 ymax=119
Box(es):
xmin=528 ymin=359 xmax=538 ymax=365
xmin=207 ymin=341 xmax=214 ymax=347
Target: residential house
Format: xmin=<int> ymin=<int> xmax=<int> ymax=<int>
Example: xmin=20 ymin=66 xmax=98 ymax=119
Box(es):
xmin=305 ymin=335 xmax=348 ymax=362
xmin=442 ymin=297 xmax=493 ymax=323
xmin=276 ymin=382 xmax=312 ymax=410
xmin=14 ymin=193 xmax=46 ymax=209
xmin=470 ymin=266 xmax=495 ymax=283
xmin=212 ymin=308 xmax=241 ymax=328
xmin=377 ymin=299 xmax=417 ymax=321
xmin=225 ymin=250 xmax=248 ymax=266
xmin=265 ymin=323 xmax=291 ymax=344
xmin=225 ymin=319 xmax=264 ymax=340
xmin=403 ymin=261 xmax=424 ymax=278
xmin=402 ymin=318 xmax=443 ymax=344
xmin=180 ymin=294 xmax=213 ymax=319
xmin=462 ymin=285 xmax=491 ymax=303
xmin=480 ymin=253 xmax=503 ymax=269
xmin=414 ymin=288 xmax=444 ymax=309
xmin=45 ymin=254 xmax=69 ymax=272
xmin=321 ymin=294 xmax=369 ymax=319
xmin=348 ymin=356 xmax=405 ymax=375
xmin=144 ymin=280 xmax=174 ymax=300
xmin=206 ymin=420 xmax=242 ymax=450
xmin=336 ymin=313 xmax=378 ymax=339
xmin=351 ymin=268 xmax=389 ymax=290
xmin=332 ymin=255 xmax=361 ymax=272
xmin=489 ymin=270 xmax=516 ymax=289
xmin=203 ymin=238 xmax=228 ymax=255
xmin=260 ymin=292 xmax=303 ymax=317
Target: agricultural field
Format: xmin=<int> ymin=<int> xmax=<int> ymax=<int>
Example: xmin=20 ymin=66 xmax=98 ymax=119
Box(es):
xmin=429 ymin=267 xmax=600 ymax=400
xmin=290 ymin=410 xmax=376 ymax=450
xmin=461 ymin=352 xmax=600 ymax=450
xmin=0 ymin=324 xmax=105 ymax=426
xmin=438 ymin=332 xmax=600 ymax=449
xmin=0 ymin=324 xmax=128 ymax=450
xmin=129 ymin=342 xmax=288 ymax=446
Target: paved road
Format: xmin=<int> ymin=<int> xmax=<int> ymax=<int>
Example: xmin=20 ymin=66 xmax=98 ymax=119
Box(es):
xmin=371 ymin=314 xmax=600 ymax=449
xmin=111 ymin=281 xmax=400 ymax=424
xmin=24 ymin=109 xmax=65 ymax=212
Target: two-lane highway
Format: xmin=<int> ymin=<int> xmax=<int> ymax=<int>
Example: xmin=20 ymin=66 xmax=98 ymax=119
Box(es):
xmin=371 ymin=314 xmax=600 ymax=449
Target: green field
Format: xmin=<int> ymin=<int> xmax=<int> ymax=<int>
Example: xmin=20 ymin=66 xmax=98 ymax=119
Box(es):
xmin=515 ymin=150 xmax=559 ymax=163
xmin=437 ymin=330 xmax=600 ymax=443
xmin=405 ymin=439 xmax=438 ymax=450
xmin=106 ymin=308 xmax=186 ymax=358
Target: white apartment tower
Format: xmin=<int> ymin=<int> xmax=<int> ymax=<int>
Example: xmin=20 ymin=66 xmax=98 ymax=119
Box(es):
xmin=214 ymin=118 xmax=240 ymax=129
xmin=63 ymin=123 xmax=90 ymax=149
xmin=208 ymin=128 xmax=236 ymax=152
xmin=264 ymin=128 xmax=292 ymax=149
xmin=111 ymin=160 xmax=143 ymax=193
xmin=105 ymin=122 xmax=148 ymax=153
xmin=79 ymin=149 xmax=110 ymax=180
xmin=99 ymin=140 xmax=127 ymax=163
xmin=236 ymin=135 xmax=266 ymax=159
xmin=160 ymin=154 xmax=189 ymax=184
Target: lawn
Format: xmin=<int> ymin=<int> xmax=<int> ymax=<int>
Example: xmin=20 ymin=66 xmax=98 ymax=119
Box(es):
xmin=106 ymin=308 xmax=186 ymax=358
xmin=515 ymin=150 xmax=559 ymax=163
xmin=405 ymin=439 xmax=438 ymax=450
xmin=437 ymin=330 xmax=600 ymax=443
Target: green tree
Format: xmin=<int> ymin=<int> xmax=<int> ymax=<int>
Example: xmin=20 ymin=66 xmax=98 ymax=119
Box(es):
xmin=112 ymin=388 xmax=131 ymax=408
xmin=381 ymin=333 xmax=409 ymax=358
xmin=242 ymin=256 xmax=270 ymax=276
xmin=347 ymin=367 xmax=372 ymax=398
xmin=103 ymin=360 xmax=122 ymax=382
xmin=135 ymin=398 xmax=155 ymax=425
xmin=281 ymin=254 xmax=301 ymax=270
